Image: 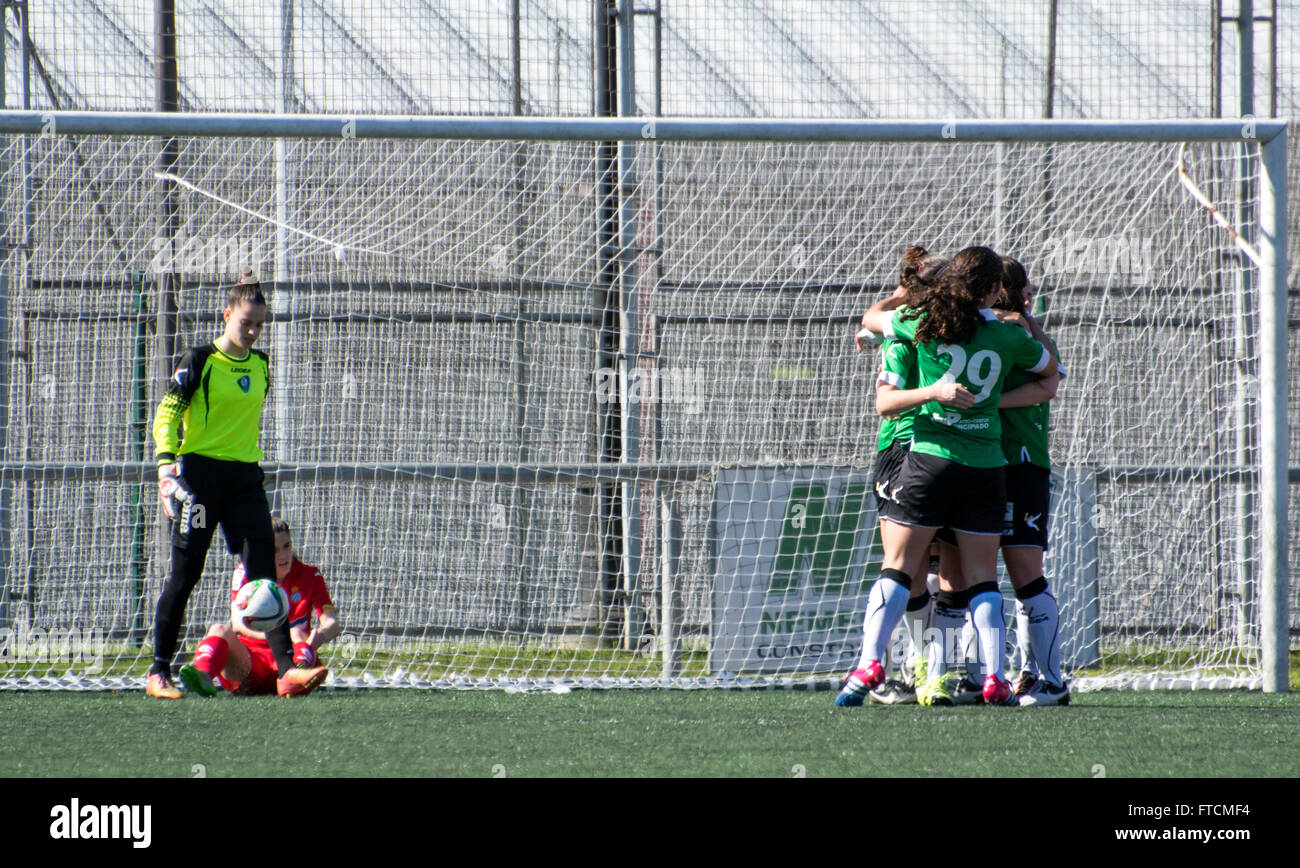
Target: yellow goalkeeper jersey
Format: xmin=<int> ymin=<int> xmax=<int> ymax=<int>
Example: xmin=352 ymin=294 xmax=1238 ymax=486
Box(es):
xmin=152 ymin=343 xmax=270 ymax=464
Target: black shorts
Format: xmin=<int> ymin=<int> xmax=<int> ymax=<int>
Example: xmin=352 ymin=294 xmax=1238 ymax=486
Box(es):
xmin=172 ymin=453 xmax=274 ymax=576
xmin=871 ymin=440 xmax=911 ymax=518
xmin=889 ymin=452 xmax=1006 ymax=536
xmin=1001 ymin=462 xmax=1051 ymax=549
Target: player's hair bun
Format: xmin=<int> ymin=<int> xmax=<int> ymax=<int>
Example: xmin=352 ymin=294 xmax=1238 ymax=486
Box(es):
xmin=227 ymin=268 xmax=267 ymax=308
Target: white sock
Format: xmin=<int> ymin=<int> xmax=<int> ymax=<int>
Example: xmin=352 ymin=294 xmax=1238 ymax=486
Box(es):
xmin=968 ymin=589 xmax=1006 ymax=681
xmin=1018 ymin=581 xmax=1063 ymax=686
xmin=1014 ymin=600 xmax=1038 ymax=676
xmin=929 ymin=592 xmax=966 ymax=678
xmin=900 ymin=591 xmax=931 ymax=672
xmin=859 ymin=573 xmax=912 ymax=669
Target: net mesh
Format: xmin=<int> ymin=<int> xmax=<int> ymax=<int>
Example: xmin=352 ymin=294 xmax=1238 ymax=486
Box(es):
xmin=0 ymin=128 xmax=1273 ymax=689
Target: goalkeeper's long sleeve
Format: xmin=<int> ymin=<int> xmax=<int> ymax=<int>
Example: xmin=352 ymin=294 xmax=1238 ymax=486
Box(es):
xmin=153 ymin=345 xmax=206 ymax=463
xmin=152 ymin=392 xmax=188 ymax=464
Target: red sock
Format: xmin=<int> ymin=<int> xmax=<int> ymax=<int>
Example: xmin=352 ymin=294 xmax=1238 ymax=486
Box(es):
xmin=194 ymin=636 xmax=228 ymax=677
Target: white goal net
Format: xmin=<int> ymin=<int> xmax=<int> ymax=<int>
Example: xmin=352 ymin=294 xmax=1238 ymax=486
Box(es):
xmin=0 ymin=116 xmax=1287 ymax=691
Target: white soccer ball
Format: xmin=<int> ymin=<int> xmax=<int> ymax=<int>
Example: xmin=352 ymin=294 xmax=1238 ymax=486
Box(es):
xmin=333 ymin=244 xmax=346 ymax=261
xmin=233 ymin=578 xmax=290 ymax=632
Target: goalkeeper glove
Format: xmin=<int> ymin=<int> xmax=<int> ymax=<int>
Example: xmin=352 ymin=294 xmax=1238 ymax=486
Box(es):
xmin=293 ymin=641 xmax=317 ymax=668
xmin=157 ymin=462 xmax=194 ymax=522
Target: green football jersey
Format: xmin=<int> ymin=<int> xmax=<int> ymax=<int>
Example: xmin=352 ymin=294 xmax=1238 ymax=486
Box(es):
xmin=876 ymin=338 xmax=918 ymax=450
xmin=886 ymin=308 xmax=1052 ymax=468
xmin=999 ymin=335 xmax=1058 ymax=468
xmin=153 ymin=343 xmax=271 ymax=464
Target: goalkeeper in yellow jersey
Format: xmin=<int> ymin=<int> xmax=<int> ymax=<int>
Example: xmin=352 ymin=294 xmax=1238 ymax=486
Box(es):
xmin=146 ymin=271 xmax=327 ymax=699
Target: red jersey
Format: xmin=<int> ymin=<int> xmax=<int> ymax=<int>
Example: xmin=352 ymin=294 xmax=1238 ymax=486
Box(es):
xmin=230 ymin=557 xmax=334 ymax=647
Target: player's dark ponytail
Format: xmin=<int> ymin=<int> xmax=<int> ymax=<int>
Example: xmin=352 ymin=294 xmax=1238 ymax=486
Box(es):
xmin=906 ymin=245 xmax=1001 ymax=345
xmin=997 ymin=256 xmax=1028 ymax=313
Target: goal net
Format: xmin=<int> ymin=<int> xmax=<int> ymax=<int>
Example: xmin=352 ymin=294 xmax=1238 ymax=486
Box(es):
xmin=0 ymin=117 xmax=1285 ymax=691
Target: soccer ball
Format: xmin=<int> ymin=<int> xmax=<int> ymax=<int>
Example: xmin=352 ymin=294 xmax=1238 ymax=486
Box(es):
xmin=233 ymin=579 xmax=290 ymax=632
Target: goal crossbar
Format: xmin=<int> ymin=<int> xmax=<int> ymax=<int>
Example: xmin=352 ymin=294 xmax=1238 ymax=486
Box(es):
xmin=0 ymin=111 xmax=1287 ymax=145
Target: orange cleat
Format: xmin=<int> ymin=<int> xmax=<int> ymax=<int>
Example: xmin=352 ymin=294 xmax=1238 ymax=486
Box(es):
xmin=145 ymin=672 xmax=183 ymax=700
xmin=276 ymin=666 xmax=328 ymax=697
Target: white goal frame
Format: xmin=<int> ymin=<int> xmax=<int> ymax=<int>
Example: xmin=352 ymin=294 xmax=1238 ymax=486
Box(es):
xmin=0 ymin=111 xmax=1288 ymax=693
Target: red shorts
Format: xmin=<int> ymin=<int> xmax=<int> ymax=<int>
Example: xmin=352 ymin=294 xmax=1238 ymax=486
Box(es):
xmin=218 ymin=636 xmax=278 ymax=695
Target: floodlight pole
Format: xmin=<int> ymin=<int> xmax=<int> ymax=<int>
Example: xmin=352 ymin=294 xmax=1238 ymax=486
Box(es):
xmin=155 ymin=0 xmax=180 ymax=381
xmin=616 ymin=0 xmax=645 ymax=651
xmin=0 ymin=8 xmax=8 ymax=632
xmin=508 ymin=0 xmax=535 ymax=634
xmin=593 ymin=0 xmax=622 ymax=645
xmin=1233 ymin=0 xmax=1256 ymax=650
xmin=272 ymin=0 xmax=294 ymax=480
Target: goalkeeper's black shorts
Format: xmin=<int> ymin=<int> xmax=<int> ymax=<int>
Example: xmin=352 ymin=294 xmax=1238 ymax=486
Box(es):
xmin=170 ymin=453 xmax=274 ymax=577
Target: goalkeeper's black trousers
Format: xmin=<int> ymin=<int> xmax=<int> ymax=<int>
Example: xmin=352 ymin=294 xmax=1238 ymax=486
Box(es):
xmin=150 ymin=454 xmax=294 ymax=677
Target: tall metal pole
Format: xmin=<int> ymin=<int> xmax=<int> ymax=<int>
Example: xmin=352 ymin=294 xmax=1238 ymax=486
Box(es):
xmin=649 ymin=0 xmax=675 ymax=674
xmin=1042 ymin=0 xmax=1057 ymax=120
xmin=130 ymin=273 xmax=149 ymax=645
xmin=593 ymin=0 xmax=622 ymax=645
xmin=1267 ymin=0 xmax=1276 ymax=118
xmin=154 ymin=1 xmax=181 ymax=653
xmin=1208 ymin=0 xmax=1228 ymax=625
xmin=155 ymin=0 xmax=180 ymax=396
xmin=0 ymin=6 xmax=9 ymax=632
xmin=994 ymin=35 xmax=1007 ymax=252
xmin=508 ymin=0 xmax=534 ymax=635
xmin=1211 ymin=0 xmax=1222 ymax=117
xmin=1232 ymin=0 xmax=1256 ymax=649
xmin=1257 ymin=128 xmax=1288 ymax=693
xmin=272 ymin=0 xmax=293 ymax=485
xmin=616 ymin=0 xmax=644 ymax=650
xmin=18 ymin=1 xmax=34 ymax=635
xmin=1038 ymin=0 xmax=1058 ymax=309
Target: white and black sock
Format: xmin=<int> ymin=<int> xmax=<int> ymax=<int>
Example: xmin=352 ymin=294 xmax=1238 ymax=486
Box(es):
xmin=1015 ymin=577 xmax=1062 ymax=686
xmin=899 ymin=589 xmax=932 ymax=675
xmin=967 ymin=582 xmax=1005 ymax=682
xmin=859 ymin=569 xmax=913 ymax=670
xmin=1014 ymin=599 xmax=1038 ymax=676
xmin=929 ymin=588 xmax=968 ymax=679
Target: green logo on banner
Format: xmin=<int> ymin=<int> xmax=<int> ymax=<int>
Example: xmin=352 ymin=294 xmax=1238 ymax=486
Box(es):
xmin=769 ymin=482 xmax=879 ymax=596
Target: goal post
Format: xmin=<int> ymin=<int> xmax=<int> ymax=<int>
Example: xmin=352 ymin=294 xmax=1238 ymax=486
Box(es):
xmin=1258 ymin=128 xmax=1289 ymax=694
xmin=0 ymin=111 xmax=1287 ymax=692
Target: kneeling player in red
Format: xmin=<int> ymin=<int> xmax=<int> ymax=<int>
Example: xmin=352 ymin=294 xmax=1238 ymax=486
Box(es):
xmin=179 ymin=516 xmax=340 ymax=697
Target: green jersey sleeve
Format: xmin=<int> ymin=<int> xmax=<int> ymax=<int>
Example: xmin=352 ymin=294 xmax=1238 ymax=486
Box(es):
xmin=1000 ymin=334 xmax=1059 ymax=468
xmin=1014 ymin=330 xmax=1053 ymax=375
xmin=884 ymin=308 xmax=919 ymax=343
xmin=878 ymin=338 xmax=917 ymax=390
xmin=876 ymin=338 xmax=918 ymax=450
